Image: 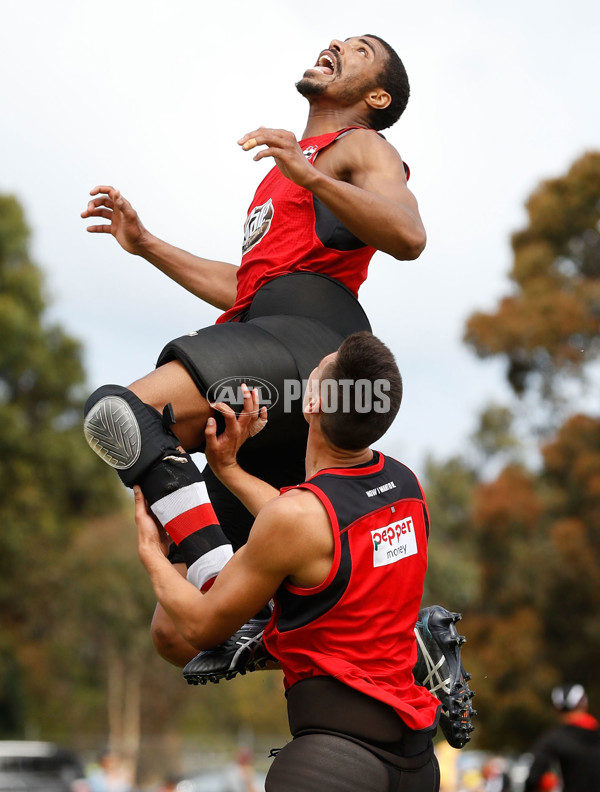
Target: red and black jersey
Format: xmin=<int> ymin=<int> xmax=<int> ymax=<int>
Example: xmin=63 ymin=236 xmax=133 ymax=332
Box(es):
xmin=263 ymin=451 xmax=440 ymax=732
xmin=218 ymin=128 xmax=384 ymax=323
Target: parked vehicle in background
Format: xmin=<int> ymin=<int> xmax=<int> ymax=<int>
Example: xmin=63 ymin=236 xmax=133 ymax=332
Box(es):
xmin=0 ymin=741 xmax=86 ymax=792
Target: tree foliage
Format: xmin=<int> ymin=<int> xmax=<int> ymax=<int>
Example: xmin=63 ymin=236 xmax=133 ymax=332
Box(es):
xmin=0 ymin=193 xmax=288 ymax=778
xmin=461 ymin=416 xmax=600 ymax=751
xmin=464 ymin=152 xmax=600 ymax=397
xmin=0 ymin=193 xmax=124 ymax=735
xmin=537 ymin=414 xmax=600 ymax=685
xmin=422 ymin=455 xmax=480 ymax=612
xmin=447 ymin=154 xmax=600 ymax=751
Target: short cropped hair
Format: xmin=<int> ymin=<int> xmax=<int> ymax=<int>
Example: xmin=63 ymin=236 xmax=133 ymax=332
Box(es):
xmin=368 ymin=35 xmax=410 ymax=131
xmin=319 ymin=332 xmax=402 ymax=450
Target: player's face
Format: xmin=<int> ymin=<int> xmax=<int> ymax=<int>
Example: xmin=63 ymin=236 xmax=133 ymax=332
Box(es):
xmin=297 ymin=36 xmax=387 ymax=104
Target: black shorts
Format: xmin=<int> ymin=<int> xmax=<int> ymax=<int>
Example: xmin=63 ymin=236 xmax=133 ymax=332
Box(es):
xmin=266 ymin=733 xmax=440 ymax=792
xmin=156 ymin=272 xmax=371 ymax=549
xmin=266 ymin=677 xmax=440 ymax=792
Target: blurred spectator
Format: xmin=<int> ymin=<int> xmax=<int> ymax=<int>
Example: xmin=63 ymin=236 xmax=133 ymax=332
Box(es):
xmin=87 ymin=749 xmax=133 ymax=792
xmin=481 ymin=757 xmax=511 ymax=791
xmin=223 ymin=748 xmax=262 ymax=792
xmin=524 ymin=683 xmax=600 ymax=791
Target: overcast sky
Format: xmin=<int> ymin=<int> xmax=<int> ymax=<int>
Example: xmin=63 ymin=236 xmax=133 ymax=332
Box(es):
xmin=1 ymin=0 xmax=598 ymax=474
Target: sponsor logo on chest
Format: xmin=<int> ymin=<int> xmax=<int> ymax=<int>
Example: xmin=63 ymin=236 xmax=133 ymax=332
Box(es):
xmin=242 ymin=198 xmax=274 ymax=255
xmin=302 ymin=144 xmax=318 ymax=161
xmin=371 ymin=516 xmax=418 ymax=567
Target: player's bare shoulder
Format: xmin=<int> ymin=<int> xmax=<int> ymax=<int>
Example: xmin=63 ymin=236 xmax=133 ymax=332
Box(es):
xmin=252 ymin=487 xmax=334 ymax=582
xmin=319 ymin=127 xmax=407 ymax=186
xmin=261 ymin=487 xmax=331 ymax=541
xmin=267 ymin=486 xmax=329 ymax=523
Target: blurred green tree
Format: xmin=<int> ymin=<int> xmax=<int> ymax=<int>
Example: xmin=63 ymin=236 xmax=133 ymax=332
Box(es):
xmin=0 ymin=193 xmax=288 ymax=778
xmin=422 ymin=454 xmax=479 ymax=612
xmin=0 ymin=193 xmax=122 ymax=736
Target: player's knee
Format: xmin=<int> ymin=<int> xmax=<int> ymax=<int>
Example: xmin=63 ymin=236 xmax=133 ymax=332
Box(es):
xmin=83 ymin=384 xmax=183 ymax=488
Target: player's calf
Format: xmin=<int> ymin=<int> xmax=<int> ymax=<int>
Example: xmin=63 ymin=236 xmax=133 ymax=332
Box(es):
xmin=84 ymin=384 xmax=232 ymax=591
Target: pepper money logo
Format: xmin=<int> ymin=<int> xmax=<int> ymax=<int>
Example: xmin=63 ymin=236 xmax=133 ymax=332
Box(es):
xmin=206 ymin=376 xmax=279 ymax=413
xmin=371 ymin=517 xmax=417 ymax=568
xmin=242 ymin=199 xmax=274 ymax=255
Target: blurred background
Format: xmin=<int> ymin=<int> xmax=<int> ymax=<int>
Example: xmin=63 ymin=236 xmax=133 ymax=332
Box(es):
xmin=1 ymin=0 xmax=599 ymax=790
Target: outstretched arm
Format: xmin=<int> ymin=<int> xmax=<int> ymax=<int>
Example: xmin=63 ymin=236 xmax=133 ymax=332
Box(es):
xmin=239 ymin=127 xmax=426 ymax=260
xmin=81 ymin=185 xmax=239 ymax=310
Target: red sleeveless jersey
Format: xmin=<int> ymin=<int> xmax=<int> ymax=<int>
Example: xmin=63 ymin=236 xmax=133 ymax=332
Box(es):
xmin=263 ymin=451 xmax=440 ymax=732
xmin=217 ymin=128 xmax=379 ymax=323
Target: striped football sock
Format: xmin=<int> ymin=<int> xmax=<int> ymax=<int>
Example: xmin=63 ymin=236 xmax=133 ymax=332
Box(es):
xmin=141 ymin=454 xmax=232 ymax=591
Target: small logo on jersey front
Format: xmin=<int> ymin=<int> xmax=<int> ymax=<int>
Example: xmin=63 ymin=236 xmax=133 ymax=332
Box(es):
xmin=371 ymin=516 xmax=418 ymax=568
xmin=302 ymin=145 xmax=318 ymax=161
xmin=242 ymin=198 xmax=274 ymax=255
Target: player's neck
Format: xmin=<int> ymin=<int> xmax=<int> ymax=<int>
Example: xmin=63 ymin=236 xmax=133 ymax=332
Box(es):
xmin=302 ymin=105 xmax=370 ymax=139
xmin=305 ymin=429 xmax=373 ymax=478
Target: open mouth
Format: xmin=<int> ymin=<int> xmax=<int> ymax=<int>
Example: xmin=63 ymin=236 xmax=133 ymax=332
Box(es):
xmin=312 ymin=51 xmax=336 ymax=76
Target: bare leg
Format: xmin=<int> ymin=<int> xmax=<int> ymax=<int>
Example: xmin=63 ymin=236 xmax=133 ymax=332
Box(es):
xmin=84 ymin=361 xmax=241 ymax=664
xmin=128 ymin=360 xmax=213 ymax=451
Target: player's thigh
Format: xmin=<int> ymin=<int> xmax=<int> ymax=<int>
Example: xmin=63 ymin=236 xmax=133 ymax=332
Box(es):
xmin=265 ymin=734 xmax=389 ymax=792
xmin=128 ymin=359 xmax=211 ymax=449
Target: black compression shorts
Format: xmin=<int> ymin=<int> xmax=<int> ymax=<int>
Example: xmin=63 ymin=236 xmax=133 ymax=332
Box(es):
xmin=266 ymin=733 xmax=440 ymax=792
xmin=156 ymin=272 xmax=371 ymax=549
xmin=266 ymin=677 xmax=440 ymax=792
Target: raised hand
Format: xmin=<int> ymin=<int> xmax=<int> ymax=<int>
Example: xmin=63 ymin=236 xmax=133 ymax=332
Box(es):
xmin=205 ymin=384 xmax=268 ymax=474
xmin=238 ymin=127 xmax=315 ymax=188
xmin=81 ymin=185 xmax=149 ymax=254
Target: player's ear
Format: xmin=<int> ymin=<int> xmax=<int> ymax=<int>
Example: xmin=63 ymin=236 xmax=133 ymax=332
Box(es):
xmin=365 ymin=87 xmax=391 ymax=111
xmin=303 ymin=373 xmax=323 ymax=416
xmin=303 ymin=393 xmax=321 ymax=415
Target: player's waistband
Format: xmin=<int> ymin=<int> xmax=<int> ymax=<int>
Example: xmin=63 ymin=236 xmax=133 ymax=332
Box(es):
xmin=286 ymin=676 xmax=436 ymax=766
xmin=243 ymin=272 xmax=371 ymax=337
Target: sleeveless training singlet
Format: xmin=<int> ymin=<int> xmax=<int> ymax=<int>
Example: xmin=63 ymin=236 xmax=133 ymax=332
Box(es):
xmin=263 ymin=451 xmax=440 ymax=732
xmin=217 ymin=128 xmax=379 ymax=323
